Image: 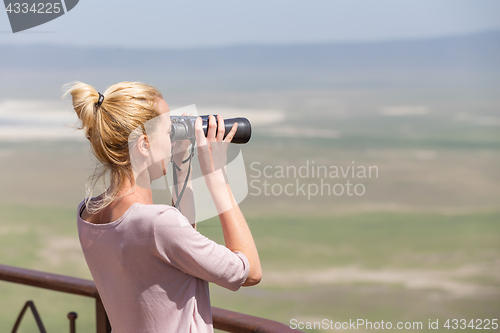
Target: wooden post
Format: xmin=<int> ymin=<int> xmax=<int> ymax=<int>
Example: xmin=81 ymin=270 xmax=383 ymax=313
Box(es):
xmin=95 ymin=297 xmax=111 ymax=333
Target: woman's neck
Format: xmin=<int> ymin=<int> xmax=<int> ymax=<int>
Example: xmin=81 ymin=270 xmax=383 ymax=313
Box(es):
xmin=109 ymin=177 xmax=154 ymax=205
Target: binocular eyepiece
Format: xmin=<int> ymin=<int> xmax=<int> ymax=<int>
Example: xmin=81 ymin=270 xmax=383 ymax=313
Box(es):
xmin=170 ymin=115 xmax=251 ymax=144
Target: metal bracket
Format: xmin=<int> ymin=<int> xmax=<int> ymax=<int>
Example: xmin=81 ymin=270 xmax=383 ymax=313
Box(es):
xmin=11 ymin=300 xmax=47 ymax=333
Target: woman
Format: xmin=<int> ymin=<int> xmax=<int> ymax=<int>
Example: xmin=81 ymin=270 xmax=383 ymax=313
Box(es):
xmin=66 ymin=81 xmax=262 ymax=333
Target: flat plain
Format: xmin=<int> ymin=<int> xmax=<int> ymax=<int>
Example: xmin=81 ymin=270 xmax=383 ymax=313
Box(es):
xmin=1 ymin=34 xmax=499 ymax=332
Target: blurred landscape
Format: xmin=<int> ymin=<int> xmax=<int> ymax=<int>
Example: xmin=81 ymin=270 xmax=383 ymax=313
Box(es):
xmin=0 ymin=30 xmax=499 ymax=332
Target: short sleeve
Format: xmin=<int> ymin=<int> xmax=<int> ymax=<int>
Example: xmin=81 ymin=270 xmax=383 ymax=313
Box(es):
xmin=153 ymin=207 xmax=250 ymax=291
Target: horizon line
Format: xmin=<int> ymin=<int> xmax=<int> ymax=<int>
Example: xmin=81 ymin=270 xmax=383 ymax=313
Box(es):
xmin=1 ymin=28 xmax=499 ymax=51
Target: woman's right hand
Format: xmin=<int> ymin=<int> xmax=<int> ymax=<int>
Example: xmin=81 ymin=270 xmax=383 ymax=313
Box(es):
xmin=195 ymin=114 xmax=238 ymax=178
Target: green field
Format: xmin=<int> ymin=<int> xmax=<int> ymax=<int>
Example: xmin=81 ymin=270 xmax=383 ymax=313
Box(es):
xmin=1 ymin=82 xmax=499 ymax=332
xmin=1 ymin=202 xmax=499 ymax=332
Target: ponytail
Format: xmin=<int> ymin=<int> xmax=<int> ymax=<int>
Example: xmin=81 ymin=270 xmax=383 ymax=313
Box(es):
xmin=64 ymin=81 xmax=162 ymax=213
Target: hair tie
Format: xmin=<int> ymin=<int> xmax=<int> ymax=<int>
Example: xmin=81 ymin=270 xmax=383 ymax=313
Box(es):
xmin=95 ymin=92 xmax=105 ymax=107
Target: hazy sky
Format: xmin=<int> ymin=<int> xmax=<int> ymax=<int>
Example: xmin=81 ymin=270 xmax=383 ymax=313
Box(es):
xmin=1 ymin=0 xmax=499 ymax=48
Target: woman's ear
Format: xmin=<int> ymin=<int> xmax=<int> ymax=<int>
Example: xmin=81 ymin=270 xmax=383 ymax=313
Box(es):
xmin=137 ymin=135 xmax=150 ymax=157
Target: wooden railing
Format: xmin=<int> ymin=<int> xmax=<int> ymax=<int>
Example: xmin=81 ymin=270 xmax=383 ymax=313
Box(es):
xmin=0 ymin=264 xmax=298 ymax=333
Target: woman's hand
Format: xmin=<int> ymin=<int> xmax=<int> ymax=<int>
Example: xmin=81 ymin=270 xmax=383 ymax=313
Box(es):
xmin=195 ymin=114 xmax=238 ymax=177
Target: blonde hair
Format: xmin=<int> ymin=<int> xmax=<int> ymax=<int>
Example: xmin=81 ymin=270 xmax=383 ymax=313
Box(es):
xmin=64 ymin=81 xmax=162 ymax=213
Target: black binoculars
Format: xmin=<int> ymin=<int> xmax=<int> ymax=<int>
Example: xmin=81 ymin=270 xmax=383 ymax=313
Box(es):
xmin=170 ymin=115 xmax=251 ymax=144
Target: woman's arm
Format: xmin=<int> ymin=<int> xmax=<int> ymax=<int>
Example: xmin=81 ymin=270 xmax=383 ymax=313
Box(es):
xmin=207 ymin=176 xmax=262 ymax=285
xmin=195 ymin=115 xmax=262 ymax=286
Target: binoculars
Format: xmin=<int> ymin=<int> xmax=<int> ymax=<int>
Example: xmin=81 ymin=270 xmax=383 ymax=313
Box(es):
xmin=170 ymin=115 xmax=251 ymax=144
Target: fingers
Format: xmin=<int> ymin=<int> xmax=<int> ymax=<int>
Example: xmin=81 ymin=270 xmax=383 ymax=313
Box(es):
xmin=207 ymin=115 xmax=217 ymax=142
xmin=194 ymin=116 xmax=207 ymax=146
xmin=195 ymin=116 xmax=215 ymax=175
xmin=216 ymin=114 xmax=225 ymax=142
xmin=223 ymin=122 xmax=238 ymax=143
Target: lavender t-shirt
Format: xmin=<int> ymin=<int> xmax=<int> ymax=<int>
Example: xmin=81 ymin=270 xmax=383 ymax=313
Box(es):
xmin=77 ymin=200 xmax=250 ymax=333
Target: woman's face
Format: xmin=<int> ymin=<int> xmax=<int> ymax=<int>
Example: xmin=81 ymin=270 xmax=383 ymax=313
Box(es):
xmin=145 ymin=98 xmax=172 ymax=181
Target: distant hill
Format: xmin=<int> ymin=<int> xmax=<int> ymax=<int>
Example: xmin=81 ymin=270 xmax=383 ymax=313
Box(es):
xmin=0 ymin=30 xmax=499 ymax=99
xmin=2 ymin=30 xmax=499 ymax=71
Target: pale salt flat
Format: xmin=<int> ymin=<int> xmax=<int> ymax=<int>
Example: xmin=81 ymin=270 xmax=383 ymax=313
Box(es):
xmin=380 ymin=106 xmax=428 ymax=116
xmin=0 ymin=99 xmax=83 ymax=141
xmin=268 ymin=125 xmax=341 ymax=139
xmin=171 ymin=106 xmax=286 ymax=126
xmin=262 ymin=264 xmax=500 ymax=297
xmin=414 ymin=150 xmax=438 ymax=160
xmin=0 ymin=127 xmax=84 ymax=141
xmin=0 ymin=101 xmax=287 ymax=141
xmin=1 ymin=100 xmax=340 ymax=141
xmin=455 ymin=112 xmax=500 ymax=126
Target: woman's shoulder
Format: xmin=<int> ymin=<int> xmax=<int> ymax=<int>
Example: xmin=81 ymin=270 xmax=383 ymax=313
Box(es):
xmin=77 ymin=199 xmax=188 ymax=227
xmin=133 ymin=202 xmax=181 ymax=215
xmin=113 ymin=202 xmax=191 ymax=229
